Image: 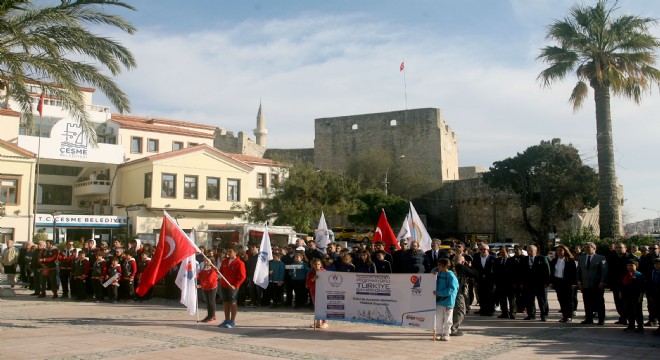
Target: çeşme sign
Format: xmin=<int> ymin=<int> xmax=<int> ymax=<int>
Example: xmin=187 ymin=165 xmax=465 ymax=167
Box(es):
xmin=314 ymin=272 xmax=436 ymax=330
xmin=59 ymin=122 xmax=88 ymax=159
xmin=36 ymin=214 xmax=127 ymax=228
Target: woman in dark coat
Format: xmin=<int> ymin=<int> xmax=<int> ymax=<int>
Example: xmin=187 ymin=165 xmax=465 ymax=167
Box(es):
xmin=550 ymin=244 xmax=577 ymax=322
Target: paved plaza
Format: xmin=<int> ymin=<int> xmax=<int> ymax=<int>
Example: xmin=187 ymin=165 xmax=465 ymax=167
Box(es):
xmin=0 ymin=286 xmax=658 ymax=360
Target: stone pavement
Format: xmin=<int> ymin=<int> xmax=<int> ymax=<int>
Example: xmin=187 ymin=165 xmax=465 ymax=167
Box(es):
xmin=0 ymin=286 xmax=658 ymax=360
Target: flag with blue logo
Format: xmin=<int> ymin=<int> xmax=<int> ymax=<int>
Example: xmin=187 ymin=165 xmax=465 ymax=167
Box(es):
xmin=408 ymin=202 xmax=432 ymax=252
xmin=315 ymin=211 xmax=330 ymax=253
xmin=253 ymin=226 xmax=273 ymax=290
xmin=175 ymin=253 xmax=198 ymax=315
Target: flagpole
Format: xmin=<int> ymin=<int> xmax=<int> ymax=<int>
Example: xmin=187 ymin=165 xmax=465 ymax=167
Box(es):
xmin=32 ymin=94 xmax=44 ymax=240
xmin=195 ymin=275 xmax=200 ymax=324
xmin=401 ymin=59 xmax=408 ymax=111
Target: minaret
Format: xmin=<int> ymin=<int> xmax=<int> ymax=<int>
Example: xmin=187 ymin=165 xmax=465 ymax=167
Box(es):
xmin=253 ymin=100 xmax=268 ymax=147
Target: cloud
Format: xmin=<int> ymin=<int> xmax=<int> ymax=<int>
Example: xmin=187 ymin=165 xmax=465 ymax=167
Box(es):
xmin=97 ymin=9 xmax=658 ymax=223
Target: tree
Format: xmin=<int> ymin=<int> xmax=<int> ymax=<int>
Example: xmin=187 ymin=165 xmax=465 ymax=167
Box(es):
xmin=0 ymin=0 xmax=137 ymax=142
xmin=537 ymin=0 xmax=660 ymax=239
xmin=347 ymin=189 xmax=408 ymax=228
xmin=483 ymin=139 xmax=598 ymax=251
xmin=264 ymin=162 xmax=358 ymax=233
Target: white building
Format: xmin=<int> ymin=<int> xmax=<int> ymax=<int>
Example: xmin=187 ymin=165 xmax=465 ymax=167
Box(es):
xmin=0 ymin=86 xmax=285 ymax=245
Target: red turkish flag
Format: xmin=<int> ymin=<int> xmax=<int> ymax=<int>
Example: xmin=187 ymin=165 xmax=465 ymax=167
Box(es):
xmin=400 ymin=61 xmax=405 ymax=72
xmin=374 ymin=209 xmax=400 ymax=253
xmin=135 ymin=211 xmax=200 ymax=296
xmin=37 ymin=92 xmax=45 ymax=117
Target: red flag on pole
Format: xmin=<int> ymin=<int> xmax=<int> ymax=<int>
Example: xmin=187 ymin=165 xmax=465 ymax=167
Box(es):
xmin=400 ymin=61 xmax=405 ymax=72
xmin=37 ymin=92 xmax=45 ymax=117
xmin=135 ymin=211 xmax=200 ymax=296
xmin=374 ymin=209 xmax=400 ymax=253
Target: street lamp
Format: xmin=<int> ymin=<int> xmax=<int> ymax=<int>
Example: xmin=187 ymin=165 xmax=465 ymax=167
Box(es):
xmin=115 ymin=204 xmax=145 ymax=243
xmin=383 ymin=155 xmax=406 ymax=195
xmin=51 ymin=211 xmax=62 ymax=244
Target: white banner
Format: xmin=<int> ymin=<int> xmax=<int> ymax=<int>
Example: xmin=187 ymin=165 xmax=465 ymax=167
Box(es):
xmin=102 ymin=273 xmax=120 ymax=288
xmin=315 ymin=272 xmax=436 ymax=330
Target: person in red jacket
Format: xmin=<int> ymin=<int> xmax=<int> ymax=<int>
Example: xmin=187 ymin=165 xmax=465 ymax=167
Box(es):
xmin=39 ymin=240 xmax=60 ymax=298
xmin=197 ymin=256 xmax=220 ymax=323
xmin=217 ymin=245 xmax=246 ymax=329
xmin=306 ymin=258 xmax=328 ymax=329
xmin=71 ymin=250 xmax=90 ymax=301
xmin=121 ymin=250 xmax=138 ymax=301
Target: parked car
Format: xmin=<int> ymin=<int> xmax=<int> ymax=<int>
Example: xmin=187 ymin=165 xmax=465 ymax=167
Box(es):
xmin=351 ymin=228 xmax=374 ymax=243
xmin=331 ymin=226 xmax=358 ymax=241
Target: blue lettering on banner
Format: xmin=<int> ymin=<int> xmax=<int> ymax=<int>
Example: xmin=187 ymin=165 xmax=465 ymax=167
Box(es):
xmin=326 ymin=304 xmax=344 ymax=310
xmin=326 ymin=313 xmax=345 ymax=319
xmin=327 ymin=294 xmax=344 ymax=300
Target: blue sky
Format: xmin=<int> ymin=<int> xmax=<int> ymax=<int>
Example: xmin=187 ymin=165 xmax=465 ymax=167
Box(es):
xmin=92 ymin=0 xmax=659 ymax=225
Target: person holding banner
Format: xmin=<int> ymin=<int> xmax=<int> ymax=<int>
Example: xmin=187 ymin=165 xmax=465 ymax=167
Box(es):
xmin=306 ymin=258 xmax=328 ymax=329
xmin=218 ymin=245 xmax=246 ymax=328
xmin=434 ymin=258 xmax=459 ymax=341
xmin=106 ymin=257 xmax=122 ymax=303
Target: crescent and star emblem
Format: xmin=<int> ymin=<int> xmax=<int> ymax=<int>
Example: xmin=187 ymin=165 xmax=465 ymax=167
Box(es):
xmin=163 ymin=236 xmax=176 ymax=259
xmin=375 ymin=227 xmax=383 ymax=240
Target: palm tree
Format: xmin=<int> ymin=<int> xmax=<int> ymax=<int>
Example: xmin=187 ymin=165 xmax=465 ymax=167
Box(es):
xmin=0 ymin=0 xmax=137 ymax=143
xmin=537 ymin=0 xmax=660 ymax=239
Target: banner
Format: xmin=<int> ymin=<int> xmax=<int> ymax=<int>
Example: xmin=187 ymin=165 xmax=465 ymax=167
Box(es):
xmin=253 ymin=225 xmax=273 ymax=290
xmin=314 ymin=272 xmax=436 ymax=330
xmin=315 ymin=211 xmax=330 ymax=253
xmin=102 ymin=273 xmax=120 ymax=288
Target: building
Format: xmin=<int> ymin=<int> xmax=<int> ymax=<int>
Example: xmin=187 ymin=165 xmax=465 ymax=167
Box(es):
xmin=0 ymin=86 xmax=284 ymax=245
xmin=314 ymin=108 xmax=458 ymax=197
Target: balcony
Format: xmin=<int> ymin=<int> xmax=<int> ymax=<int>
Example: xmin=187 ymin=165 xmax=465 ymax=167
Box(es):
xmin=72 ymin=179 xmax=111 ymax=197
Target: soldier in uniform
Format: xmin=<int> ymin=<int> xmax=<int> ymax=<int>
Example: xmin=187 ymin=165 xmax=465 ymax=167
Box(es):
xmin=71 ymin=250 xmax=90 ymax=301
xmin=58 ymin=241 xmax=76 ymax=298
xmin=39 ymin=240 xmax=60 ymax=298
xmin=106 ymin=257 xmax=122 ymax=303
xmin=90 ymin=252 xmax=107 ymax=301
xmin=121 ymin=250 xmax=137 ymax=301
xmin=136 ymin=250 xmax=152 ymax=301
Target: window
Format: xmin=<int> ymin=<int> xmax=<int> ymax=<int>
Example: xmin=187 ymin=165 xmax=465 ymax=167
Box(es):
xmin=390 ymin=119 xmax=397 ymax=126
xmin=144 ymin=172 xmax=152 ymax=198
xmin=38 ymin=184 xmax=72 ymax=205
xmin=227 ymin=179 xmax=240 ymax=202
xmin=352 ymin=124 xmax=358 ymax=130
xmin=172 ymin=141 xmax=183 ymax=151
xmin=188 ymin=142 xmax=198 ymax=147
xmin=257 ymin=173 xmax=266 ymax=188
xmin=270 ymin=173 xmax=279 ymax=188
xmin=161 ymin=174 xmax=176 ymax=198
xmin=131 ymin=137 xmax=143 ymax=153
xmin=147 ymin=139 xmax=159 ymax=152
xmin=0 ymin=228 xmax=14 ymax=243
xmin=0 ymin=177 xmax=19 ymax=205
xmin=206 ymin=177 xmax=220 ymax=200
xmin=184 ymin=175 xmax=198 ymax=199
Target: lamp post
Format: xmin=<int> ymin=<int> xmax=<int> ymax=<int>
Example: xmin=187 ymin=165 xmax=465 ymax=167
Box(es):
xmin=383 ymin=155 xmax=405 ymax=195
xmin=116 ymin=204 xmax=144 ymax=243
xmin=51 ymin=211 xmax=62 ymax=244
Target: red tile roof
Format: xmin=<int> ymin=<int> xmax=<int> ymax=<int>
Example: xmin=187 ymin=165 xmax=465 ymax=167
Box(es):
xmin=119 ymin=144 xmax=253 ymax=171
xmin=0 ymin=139 xmax=36 ymax=158
xmin=226 ymin=153 xmax=277 ymax=166
xmin=0 ymin=108 xmax=21 ymax=117
xmin=111 ymin=114 xmax=217 ymax=131
xmin=110 ymin=117 xmax=214 ymax=139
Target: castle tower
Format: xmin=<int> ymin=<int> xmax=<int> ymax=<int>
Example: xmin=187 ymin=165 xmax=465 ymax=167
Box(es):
xmin=253 ymin=101 xmax=268 ymax=147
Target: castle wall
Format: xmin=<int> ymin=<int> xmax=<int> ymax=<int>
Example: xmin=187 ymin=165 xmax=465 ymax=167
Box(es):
xmin=314 ymin=108 xmax=458 ymax=189
xmin=214 ymin=129 xmax=265 ymax=157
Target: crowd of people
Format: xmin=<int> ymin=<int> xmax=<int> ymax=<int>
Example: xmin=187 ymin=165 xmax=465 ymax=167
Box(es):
xmin=2 ymin=236 xmax=659 ymax=341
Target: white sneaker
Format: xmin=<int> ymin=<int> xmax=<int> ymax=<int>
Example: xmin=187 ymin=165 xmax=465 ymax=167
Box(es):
xmin=441 ymin=335 xmax=450 ymax=341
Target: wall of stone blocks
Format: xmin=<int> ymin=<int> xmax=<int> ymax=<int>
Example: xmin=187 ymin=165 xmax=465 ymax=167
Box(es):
xmin=313 ymin=108 xmax=458 ymax=190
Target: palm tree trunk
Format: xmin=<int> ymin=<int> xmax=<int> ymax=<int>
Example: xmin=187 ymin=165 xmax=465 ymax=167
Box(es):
xmin=592 ymin=83 xmax=621 ymax=239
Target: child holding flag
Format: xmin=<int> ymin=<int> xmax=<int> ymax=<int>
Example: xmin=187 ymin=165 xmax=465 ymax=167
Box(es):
xmin=197 ymin=257 xmax=219 ymax=323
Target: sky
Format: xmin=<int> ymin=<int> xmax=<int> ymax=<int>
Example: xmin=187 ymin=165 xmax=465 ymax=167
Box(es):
xmin=90 ymin=0 xmax=659 ymax=224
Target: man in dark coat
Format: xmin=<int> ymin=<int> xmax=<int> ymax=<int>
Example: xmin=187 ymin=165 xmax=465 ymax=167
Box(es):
xmin=521 ymin=244 xmax=550 ymax=321
xmin=472 ymin=244 xmax=496 ymax=316
xmin=607 ymin=242 xmax=636 ymax=325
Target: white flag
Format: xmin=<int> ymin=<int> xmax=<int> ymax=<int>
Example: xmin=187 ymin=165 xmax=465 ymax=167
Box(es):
xmin=175 ymin=254 xmax=198 ymax=316
xmin=315 ymin=211 xmax=330 ymax=253
xmin=397 ymin=213 xmax=411 ymax=242
xmin=408 ymin=202 xmax=432 ymax=252
xmin=253 ymin=226 xmax=273 ymax=290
